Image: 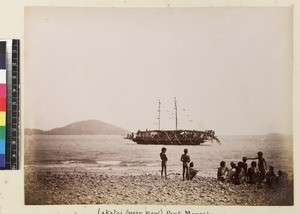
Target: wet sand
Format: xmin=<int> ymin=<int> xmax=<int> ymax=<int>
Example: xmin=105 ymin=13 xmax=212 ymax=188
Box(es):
xmin=25 ymin=167 xmax=293 ymax=205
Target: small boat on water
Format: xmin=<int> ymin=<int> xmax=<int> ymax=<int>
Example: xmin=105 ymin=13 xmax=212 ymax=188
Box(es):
xmin=125 ymin=98 xmax=220 ymax=145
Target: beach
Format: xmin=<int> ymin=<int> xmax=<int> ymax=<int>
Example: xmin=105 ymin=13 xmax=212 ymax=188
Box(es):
xmin=25 ymin=167 xmax=293 ymax=205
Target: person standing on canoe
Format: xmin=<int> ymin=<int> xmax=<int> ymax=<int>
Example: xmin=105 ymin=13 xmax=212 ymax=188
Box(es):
xmin=181 ymin=148 xmax=190 ymax=181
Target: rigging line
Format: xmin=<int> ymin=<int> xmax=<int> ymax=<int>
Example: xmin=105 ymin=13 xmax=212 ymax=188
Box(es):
xmin=165 ymin=132 xmax=171 ymax=141
xmin=173 ymin=131 xmax=182 ymax=145
xmin=165 ymin=132 xmax=173 ymax=143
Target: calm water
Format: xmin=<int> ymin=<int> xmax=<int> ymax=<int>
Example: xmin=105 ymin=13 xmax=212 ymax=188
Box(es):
xmin=24 ymin=135 xmax=293 ymax=177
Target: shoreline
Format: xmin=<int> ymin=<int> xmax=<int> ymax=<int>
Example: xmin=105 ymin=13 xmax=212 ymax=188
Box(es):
xmin=25 ymin=168 xmax=293 ymax=206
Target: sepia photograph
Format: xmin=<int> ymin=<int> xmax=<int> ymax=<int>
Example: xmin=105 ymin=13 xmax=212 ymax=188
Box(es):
xmin=24 ymin=7 xmax=293 ymax=206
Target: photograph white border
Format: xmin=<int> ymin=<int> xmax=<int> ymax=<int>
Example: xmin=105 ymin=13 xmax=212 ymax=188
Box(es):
xmin=0 ymin=0 xmax=299 ymax=214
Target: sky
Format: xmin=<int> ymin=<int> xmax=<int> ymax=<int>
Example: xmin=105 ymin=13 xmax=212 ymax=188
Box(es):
xmin=24 ymin=7 xmax=293 ymax=135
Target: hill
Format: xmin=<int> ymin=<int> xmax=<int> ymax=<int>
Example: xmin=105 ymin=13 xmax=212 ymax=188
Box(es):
xmin=24 ymin=128 xmax=47 ymax=135
xmin=25 ymin=120 xmax=130 ymax=136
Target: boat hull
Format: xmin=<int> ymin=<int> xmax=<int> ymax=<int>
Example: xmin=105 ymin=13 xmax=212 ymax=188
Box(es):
xmin=125 ymin=129 xmax=220 ymax=146
xmin=132 ymin=138 xmax=204 ymax=145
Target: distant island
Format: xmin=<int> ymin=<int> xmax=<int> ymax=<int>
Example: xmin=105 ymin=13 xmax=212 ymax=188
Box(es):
xmin=264 ymin=132 xmax=293 ymax=141
xmin=25 ymin=120 xmax=130 ymax=136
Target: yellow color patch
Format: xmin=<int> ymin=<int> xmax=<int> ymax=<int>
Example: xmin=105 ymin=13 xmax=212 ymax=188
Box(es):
xmin=0 ymin=112 xmax=5 ymax=126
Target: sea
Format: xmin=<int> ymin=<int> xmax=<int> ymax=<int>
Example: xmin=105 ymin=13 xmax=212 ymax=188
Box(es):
xmin=24 ymin=135 xmax=293 ymax=178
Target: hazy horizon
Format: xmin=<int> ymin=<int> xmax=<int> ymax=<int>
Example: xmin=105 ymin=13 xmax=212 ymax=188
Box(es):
xmin=25 ymin=7 xmax=293 ymax=136
xmin=24 ymin=118 xmax=292 ymax=137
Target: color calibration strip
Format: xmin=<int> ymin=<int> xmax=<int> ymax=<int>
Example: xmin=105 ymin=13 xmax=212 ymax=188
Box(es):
xmin=0 ymin=39 xmax=19 ymax=170
xmin=0 ymin=41 xmax=6 ymax=167
xmin=7 ymin=40 xmax=19 ymax=170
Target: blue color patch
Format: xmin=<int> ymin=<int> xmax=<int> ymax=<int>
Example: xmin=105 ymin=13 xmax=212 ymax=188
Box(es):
xmin=0 ymin=154 xmax=5 ymax=167
xmin=0 ymin=139 xmax=5 ymax=153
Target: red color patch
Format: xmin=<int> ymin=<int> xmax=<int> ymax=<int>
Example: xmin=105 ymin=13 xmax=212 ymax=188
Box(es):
xmin=0 ymin=97 xmax=5 ymax=111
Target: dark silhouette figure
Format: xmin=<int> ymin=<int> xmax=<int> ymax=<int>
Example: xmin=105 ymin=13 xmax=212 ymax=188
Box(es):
xmin=181 ymin=148 xmax=190 ymax=181
xmin=160 ymin=147 xmax=168 ymax=179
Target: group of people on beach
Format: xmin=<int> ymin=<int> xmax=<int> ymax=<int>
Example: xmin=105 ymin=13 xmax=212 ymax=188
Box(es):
xmin=217 ymin=151 xmax=287 ymax=188
xmin=160 ymin=147 xmax=198 ymax=181
xmin=160 ymin=148 xmax=287 ymax=187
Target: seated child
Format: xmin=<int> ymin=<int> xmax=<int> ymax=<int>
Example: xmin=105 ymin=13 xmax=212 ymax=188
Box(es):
xmin=242 ymin=157 xmax=248 ymax=180
xmin=247 ymin=161 xmax=259 ymax=184
xmin=275 ymin=170 xmax=289 ymax=190
xmin=234 ymin=161 xmax=246 ymax=185
xmin=189 ymin=162 xmax=198 ymax=180
xmin=276 ymin=170 xmax=284 ymax=183
xmin=247 ymin=151 xmax=267 ymax=182
xmin=227 ymin=162 xmax=236 ymax=183
xmin=266 ymin=165 xmax=276 ymax=188
xmin=217 ymin=161 xmax=228 ymax=182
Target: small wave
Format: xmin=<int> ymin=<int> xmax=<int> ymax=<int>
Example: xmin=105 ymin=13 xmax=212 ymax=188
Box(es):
xmin=61 ymin=160 xmax=80 ymax=164
xmin=146 ymin=163 xmax=159 ymax=167
xmin=96 ymin=160 xmax=158 ymax=167
xmin=123 ymin=163 xmax=158 ymax=168
xmin=60 ymin=159 xmax=97 ymax=165
xmin=96 ymin=161 xmax=122 ymax=166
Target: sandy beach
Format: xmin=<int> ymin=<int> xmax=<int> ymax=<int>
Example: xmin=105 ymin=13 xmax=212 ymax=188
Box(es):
xmin=25 ymin=167 xmax=293 ymax=206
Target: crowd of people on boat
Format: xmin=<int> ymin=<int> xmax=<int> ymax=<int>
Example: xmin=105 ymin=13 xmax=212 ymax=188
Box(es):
xmin=160 ymin=148 xmax=288 ymax=188
xmin=128 ymin=129 xmax=217 ymax=142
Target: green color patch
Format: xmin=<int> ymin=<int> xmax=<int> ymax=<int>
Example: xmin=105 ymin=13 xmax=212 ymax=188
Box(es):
xmin=0 ymin=126 xmax=5 ymax=139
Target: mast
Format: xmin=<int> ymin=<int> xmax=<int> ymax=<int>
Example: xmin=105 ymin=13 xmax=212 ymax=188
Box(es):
xmin=174 ymin=97 xmax=178 ymax=130
xmin=158 ymin=100 xmax=161 ymax=130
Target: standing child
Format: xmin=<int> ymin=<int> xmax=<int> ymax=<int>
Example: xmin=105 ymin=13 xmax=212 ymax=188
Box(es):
xmin=181 ymin=148 xmax=190 ymax=181
xmin=160 ymin=147 xmax=168 ymax=179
